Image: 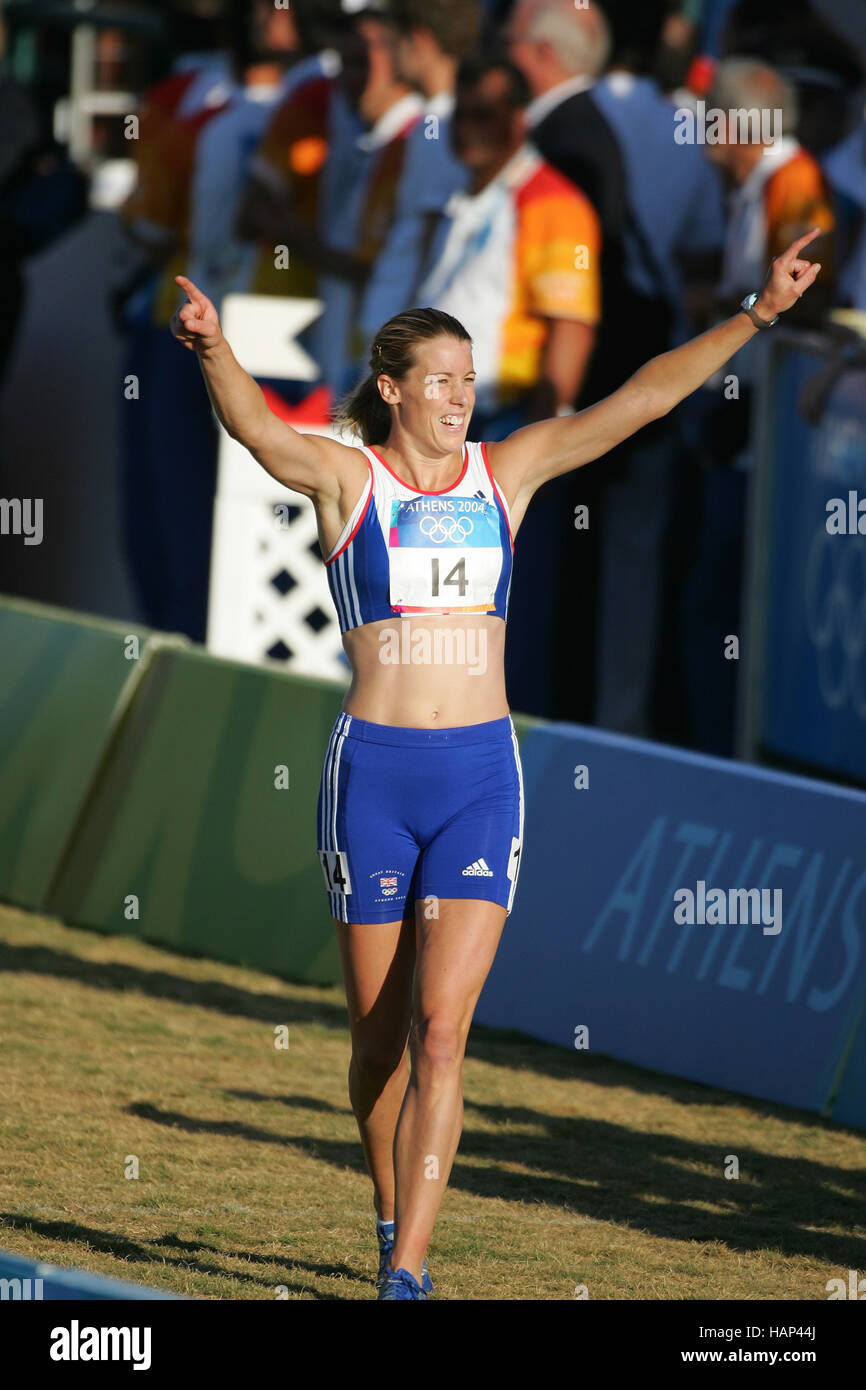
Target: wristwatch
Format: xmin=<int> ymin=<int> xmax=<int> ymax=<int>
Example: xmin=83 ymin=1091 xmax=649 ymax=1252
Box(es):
xmin=740 ymin=292 xmax=778 ymax=328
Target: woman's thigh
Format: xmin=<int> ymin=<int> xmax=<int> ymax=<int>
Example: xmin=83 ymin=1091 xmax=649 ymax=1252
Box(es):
xmin=411 ymin=899 xmax=507 ymax=1038
xmin=335 ymin=912 xmax=416 ymax=1066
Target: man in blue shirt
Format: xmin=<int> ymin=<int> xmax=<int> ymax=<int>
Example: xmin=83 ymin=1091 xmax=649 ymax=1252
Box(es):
xmin=591 ymin=64 xmax=725 ymax=345
xmin=309 ymin=4 xmax=423 ymax=394
xmin=357 ymin=0 xmax=483 ymax=348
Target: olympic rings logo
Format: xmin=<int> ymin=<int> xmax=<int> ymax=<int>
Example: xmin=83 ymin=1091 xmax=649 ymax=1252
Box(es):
xmin=418 ymin=515 xmax=474 ymax=544
xmin=803 ymin=525 xmax=866 ymax=718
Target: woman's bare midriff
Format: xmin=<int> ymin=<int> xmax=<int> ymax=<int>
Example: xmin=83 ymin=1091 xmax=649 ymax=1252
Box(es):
xmin=341 ymin=613 xmax=509 ymax=728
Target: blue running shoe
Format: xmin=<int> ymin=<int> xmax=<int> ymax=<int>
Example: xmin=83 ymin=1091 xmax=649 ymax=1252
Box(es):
xmin=377 ymin=1266 xmax=428 ymax=1300
xmin=377 ymin=1236 xmax=392 ymax=1285
xmin=377 ymin=1228 xmax=433 ymax=1295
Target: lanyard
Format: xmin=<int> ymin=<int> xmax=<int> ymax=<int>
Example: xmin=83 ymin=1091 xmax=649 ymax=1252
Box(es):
xmin=427 ymin=183 xmax=508 ymax=300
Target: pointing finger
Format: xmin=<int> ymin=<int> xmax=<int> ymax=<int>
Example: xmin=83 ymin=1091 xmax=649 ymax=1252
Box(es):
xmin=175 ymin=274 xmax=209 ymax=308
xmin=783 ymin=227 xmax=823 ymax=260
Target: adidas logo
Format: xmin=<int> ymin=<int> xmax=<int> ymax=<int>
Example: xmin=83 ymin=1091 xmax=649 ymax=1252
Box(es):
xmin=462 ymin=858 xmax=494 ymax=877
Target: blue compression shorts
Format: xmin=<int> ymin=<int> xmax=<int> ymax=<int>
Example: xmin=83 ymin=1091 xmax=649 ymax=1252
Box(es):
xmin=316 ymin=714 xmax=524 ymax=924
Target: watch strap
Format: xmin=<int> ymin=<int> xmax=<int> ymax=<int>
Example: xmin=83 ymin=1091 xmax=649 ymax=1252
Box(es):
xmin=741 ymin=292 xmax=778 ymax=329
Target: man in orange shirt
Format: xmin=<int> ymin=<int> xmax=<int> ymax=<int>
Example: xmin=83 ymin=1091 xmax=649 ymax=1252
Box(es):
xmin=698 ymin=55 xmax=835 ymax=467
xmin=707 ymin=58 xmax=835 ymax=319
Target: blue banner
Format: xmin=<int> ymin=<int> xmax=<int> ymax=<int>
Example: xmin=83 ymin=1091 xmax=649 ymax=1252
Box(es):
xmin=761 ymin=345 xmax=866 ymax=781
xmin=832 ymin=1004 xmax=866 ymax=1129
xmin=477 ymin=724 xmax=866 ymax=1118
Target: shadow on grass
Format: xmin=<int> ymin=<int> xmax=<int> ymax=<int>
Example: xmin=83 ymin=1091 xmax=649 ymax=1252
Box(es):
xmin=0 ymin=1212 xmax=361 ymax=1299
xmin=6 ymin=932 xmax=866 ymax=1271
xmin=223 ymin=1090 xmax=350 ymax=1114
xmin=124 ymin=1100 xmax=866 ymax=1270
xmin=0 ymin=939 xmax=347 ymax=1029
xmin=1 ymin=936 xmax=844 ymax=1128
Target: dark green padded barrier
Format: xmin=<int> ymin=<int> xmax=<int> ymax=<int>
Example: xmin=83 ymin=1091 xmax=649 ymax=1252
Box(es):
xmin=0 ymin=597 xmax=159 ymax=909
xmin=47 ymin=644 xmax=349 ymax=984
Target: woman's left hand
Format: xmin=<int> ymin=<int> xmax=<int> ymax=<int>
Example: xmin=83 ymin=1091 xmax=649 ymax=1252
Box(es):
xmin=755 ymin=227 xmax=824 ymax=320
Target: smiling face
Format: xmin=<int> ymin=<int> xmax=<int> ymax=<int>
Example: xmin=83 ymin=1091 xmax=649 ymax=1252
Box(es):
xmin=378 ymin=335 xmax=476 ymax=456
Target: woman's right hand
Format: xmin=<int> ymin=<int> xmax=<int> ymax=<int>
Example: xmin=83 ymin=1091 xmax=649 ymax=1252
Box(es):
xmin=170 ymin=275 xmax=223 ymax=353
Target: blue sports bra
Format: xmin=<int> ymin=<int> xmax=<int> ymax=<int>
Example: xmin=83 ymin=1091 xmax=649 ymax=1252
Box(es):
xmin=324 ymin=442 xmax=514 ymax=634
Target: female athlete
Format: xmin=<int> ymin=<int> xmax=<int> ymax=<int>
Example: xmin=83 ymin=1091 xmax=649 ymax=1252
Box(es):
xmin=171 ymin=228 xmax=821 ymax=1300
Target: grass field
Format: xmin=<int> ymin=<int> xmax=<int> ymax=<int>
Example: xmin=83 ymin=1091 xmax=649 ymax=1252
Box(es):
xmin=1 ymin=903 xmax=864 ymax=1301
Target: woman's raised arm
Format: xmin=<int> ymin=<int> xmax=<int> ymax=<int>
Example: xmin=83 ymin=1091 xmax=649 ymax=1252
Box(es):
xmin=488 ymin=228 xmax=824 ymax=507
xmin=170 ymin=275 xmax=360 ymax=501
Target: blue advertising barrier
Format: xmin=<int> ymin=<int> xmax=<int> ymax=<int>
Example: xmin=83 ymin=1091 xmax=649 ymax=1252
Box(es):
xmin=476 ymin=723 xmax=866 ymax=1120
xmin=832 ymin=1005 xmax=866 ymax=1129
xmin=0 ymin=1249 xmax=182 ymax=1300
xmin=751 ymin=336 xmax=866 ymax=783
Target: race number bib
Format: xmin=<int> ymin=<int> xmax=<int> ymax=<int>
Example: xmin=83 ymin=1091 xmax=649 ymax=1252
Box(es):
xmin=388 ymin=497 xmax=502 ymax=612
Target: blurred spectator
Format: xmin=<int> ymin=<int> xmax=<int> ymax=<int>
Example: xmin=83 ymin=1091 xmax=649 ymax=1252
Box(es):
xmin=682 ymin=56 xmax=835 ymax=755
xmin=237 ymin=1 xmax=348 ymax=305
xmin=653 ymin=1 xmax=701 ymax=98
xmin=0 ymin=14 xmax=42 ymax=391
xmin=504 ymin=0 xmax=631 ymax=723
xmin=116 ymin=9 xmax=235 ymax=644
xmin=421 ymin=56 xmax=600 ymax=430
xmin=311 ymin=3 xmax=423 ymax=395
xmin=504 ymin=0 xmax=676 ymax=730
xmin=506 ymin=0 xmax=621 ymax=242
xmin=704 ymin=57 xmax=835 ymax=436
xmin=117 ymin=1 xmax=313 ymax=644
xmin=421 ymin=54 xmax=600 ymax=717
xmin=356 ymin=0 xmax=484 ymax=342
xmin=118 ymin=18 xmax=232 ymax=325
xmin=187 ymin=0 xmax=314 ymax=308
xmin=593 ymin=0 xmax=726 ymax=341
xmin=719 ymin=0 xmax=864 ymax=154
xmin=0 ymin=9 xmax=87 ymax=392
xmin=574 ymin=0 xmax=728 ymax=738
xmin=695 ymin=0 xmax=739 ymax=59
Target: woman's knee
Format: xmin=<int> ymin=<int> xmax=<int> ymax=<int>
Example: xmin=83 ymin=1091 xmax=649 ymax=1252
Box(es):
xmin=352 ymin=1030 xmax=409 ymax=1084
xmin=410 ymin=1014 xmax=468 ymax=1075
